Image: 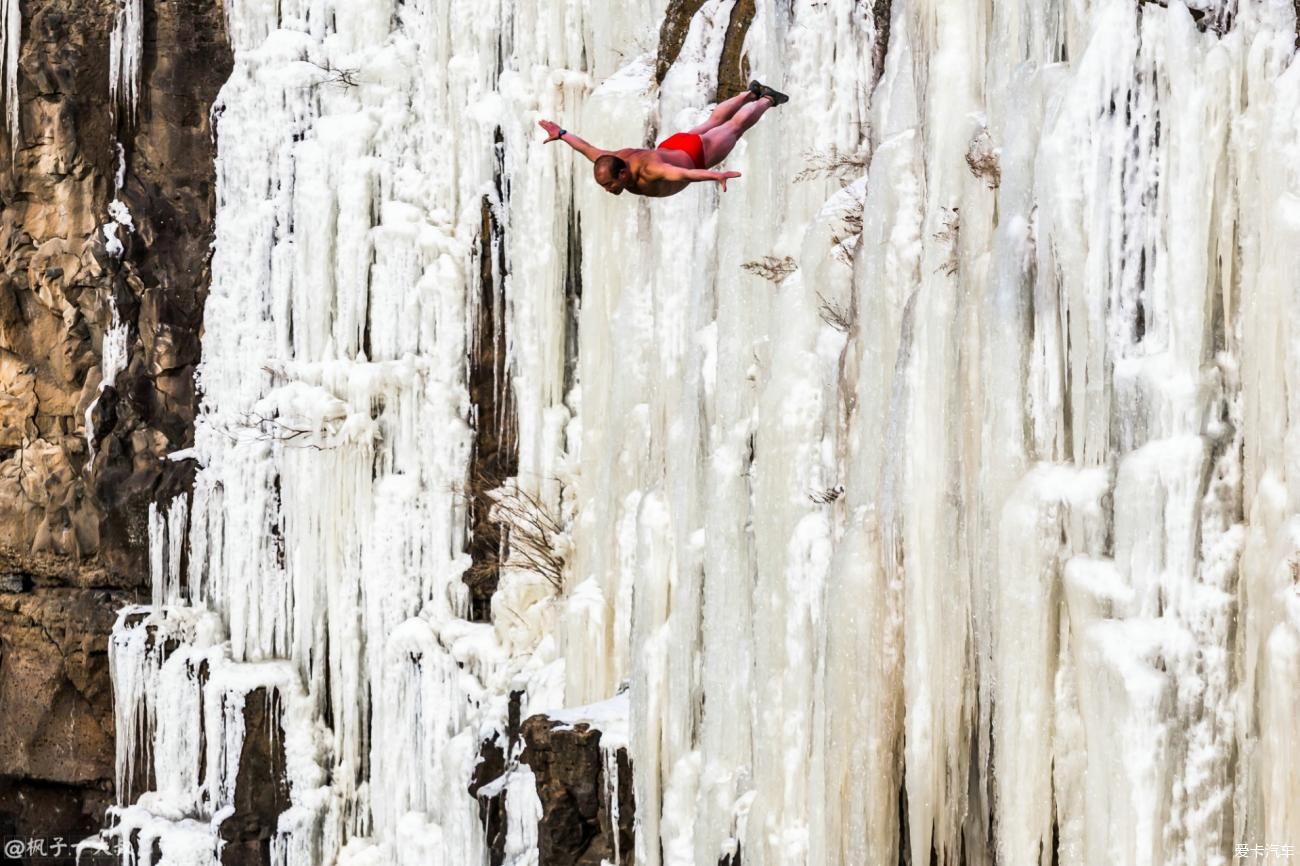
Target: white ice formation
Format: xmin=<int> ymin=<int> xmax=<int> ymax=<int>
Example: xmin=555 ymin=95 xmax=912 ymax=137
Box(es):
xmin=1 ymin=0 xmax=18 ymax=140
xmin=100 ymin=0 xmax=1300 ymax=865
xmin=83 ymin=293 xmax=130 ymax=460
xmin=109 ymin=0 xmax=144 ymax=120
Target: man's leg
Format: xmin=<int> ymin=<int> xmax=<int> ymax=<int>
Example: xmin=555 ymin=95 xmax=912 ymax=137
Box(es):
xmin=686 ymin=90 xmax=757 ymax=135
xmin=700 ymin=96 xmax=773 ymax=167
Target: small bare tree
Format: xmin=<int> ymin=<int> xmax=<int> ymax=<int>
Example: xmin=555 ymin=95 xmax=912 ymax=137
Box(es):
xmin=483 ymin=482 xmax=566 ymax=592
xmin=215 ymin=412 xmax=328 ymax=450
xmin=817 ymin=294 xmax=853 ymax=332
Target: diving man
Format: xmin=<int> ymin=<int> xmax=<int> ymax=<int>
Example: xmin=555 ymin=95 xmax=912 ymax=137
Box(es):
xmin=539 ymin=80 xmax=788 ymax=197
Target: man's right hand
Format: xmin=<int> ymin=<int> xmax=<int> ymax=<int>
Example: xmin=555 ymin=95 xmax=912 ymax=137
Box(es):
xmin=538 ymin=120 xmax=563 ymax=142
xmin=714 ymin=171 xmax=742 ymax=192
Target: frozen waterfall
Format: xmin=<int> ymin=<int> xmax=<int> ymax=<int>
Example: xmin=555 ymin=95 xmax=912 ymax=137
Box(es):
xmin=100 ymin=0 xmax=1300 ymax=864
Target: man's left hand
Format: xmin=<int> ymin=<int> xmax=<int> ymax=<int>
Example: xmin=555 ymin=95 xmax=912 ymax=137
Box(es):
xmin=538 ymin=120 xmax=563 ymax=142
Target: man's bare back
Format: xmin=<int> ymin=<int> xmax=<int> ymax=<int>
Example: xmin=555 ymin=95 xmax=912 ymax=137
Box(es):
xmin=539 ymin=80 xmax=788 ymax=199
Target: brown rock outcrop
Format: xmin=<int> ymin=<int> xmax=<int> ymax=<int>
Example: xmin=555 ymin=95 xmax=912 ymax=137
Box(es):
xmin=218 ymin=687 xmax=292 ymax=866
xmin=716 ymin=0 xmax=756 ymax=101
xmin=0 ymin=0 xmax=230 ymax=848
xmin=658 ymin=0 xmax=758 ymax=102
xmin=657 ymin=0 xmax=709 ymax=85
xmin=0 ymin=0 xmax=229 ymax=585
xmin=0 ymin=588 xmax=126 ymax=842
xmin=469 ymin=735 xmax=511 ymax=866
xmin=519 ymin=714 xmax=634 ymax=866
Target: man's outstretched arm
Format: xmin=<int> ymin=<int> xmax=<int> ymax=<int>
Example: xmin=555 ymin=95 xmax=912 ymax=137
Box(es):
xmin=539 ymin=120 xmax=607 ymax=162
xmin=652 ymin=164 xmax=743 ymax=192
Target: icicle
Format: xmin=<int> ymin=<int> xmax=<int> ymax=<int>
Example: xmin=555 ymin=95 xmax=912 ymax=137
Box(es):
xmin=84 ymin=295 xmax=130 ymax=461
xmin=0 ymin=0 xmax=18 ymax=144
xmin=109 ymin=0 xmax=143 ymax=121
xmin=149 ymin=496 xmax=191 ymax=607
xmin=109 ymin=607 xmax=222 ymax=807
xmin=502 ymin=767 xmax=541 ymax=866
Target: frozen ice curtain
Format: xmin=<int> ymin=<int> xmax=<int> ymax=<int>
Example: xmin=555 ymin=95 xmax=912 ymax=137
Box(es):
xmin=99 ymin=1 xmax=1300 ymax=865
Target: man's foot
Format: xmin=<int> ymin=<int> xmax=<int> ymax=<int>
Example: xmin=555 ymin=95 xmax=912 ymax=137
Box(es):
xmin=759 ymin=82 xmax=785 ymax=104
xmin=748 ymin=80 xmax=789 ymax=106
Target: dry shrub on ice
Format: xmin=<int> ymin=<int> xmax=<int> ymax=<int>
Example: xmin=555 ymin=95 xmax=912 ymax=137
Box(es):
xmin=741 ymin=255 xmax=797 ymax=281
xmin=817 ymin=294 xmax=853 ymax=332
xmin=934 ymin=206 xmax=961 ymax=277
xmin=460 ymin=475 xmax=567 ymax=593
xmin=794 ymin=146 xmax=869 ymax=184
xmin=965 ymin=128 xmax=1001 ymax=189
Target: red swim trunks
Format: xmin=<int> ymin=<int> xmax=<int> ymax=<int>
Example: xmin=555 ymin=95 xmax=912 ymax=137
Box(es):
xmin=658 ymin=132 xmax=707 ymax=170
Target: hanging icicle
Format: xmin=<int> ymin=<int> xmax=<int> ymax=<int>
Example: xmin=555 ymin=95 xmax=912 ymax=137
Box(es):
xmin=0 ymin=0 xmax=19 ymax=143
xmin=109 ymin=0 xmax=143 ymax=122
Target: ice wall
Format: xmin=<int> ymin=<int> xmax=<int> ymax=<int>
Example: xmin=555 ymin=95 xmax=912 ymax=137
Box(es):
xmin=102 ymin=0 xmax=1300 ymax=864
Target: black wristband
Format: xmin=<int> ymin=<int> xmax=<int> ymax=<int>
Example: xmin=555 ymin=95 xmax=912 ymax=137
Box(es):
xmin=558 ymin=128 xmax=567 ymax=138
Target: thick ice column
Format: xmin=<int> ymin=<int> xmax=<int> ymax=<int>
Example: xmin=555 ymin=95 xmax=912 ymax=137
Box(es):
xmin=972 ymin=59 xmax=1056 ymax=862
xmin=1035 ymin=0 xmax=1140 ymax=465
xmin=564 ymin=54 xmax=659 ymax=707
xmin=1068 ymin=615 xmax=1177 ymax=866
xmin=1219 ymin=2 xmax=1300 ymax=847
xmin=367 ymin=618 xmax=493 ymax=864
xmin=888 ymin=1 xmax=991 ymax=862
xmin=700 ymin=2 xmax=880 ymax=862
xmin=109 ymin=607 xmax=226 ymax=807
xmin=816 ymin=116 xmax=922 ymax=866
xmin=994 ymin=467 xmax=1107 ymax=866
xmin=1258 ymin=613 xmax=1300 ymax=841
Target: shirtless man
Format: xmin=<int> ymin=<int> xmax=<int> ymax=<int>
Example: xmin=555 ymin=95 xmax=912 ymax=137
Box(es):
xmin=538 ymin=81 xmax=788 ymax=197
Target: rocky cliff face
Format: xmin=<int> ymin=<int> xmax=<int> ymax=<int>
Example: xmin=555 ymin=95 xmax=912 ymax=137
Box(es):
xmin=0 ymin=0 xmax=229 ymax=843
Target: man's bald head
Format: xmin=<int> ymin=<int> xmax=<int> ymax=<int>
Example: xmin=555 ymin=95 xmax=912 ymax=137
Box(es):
xmin=594 ymin=155 xmax=630 ymax=195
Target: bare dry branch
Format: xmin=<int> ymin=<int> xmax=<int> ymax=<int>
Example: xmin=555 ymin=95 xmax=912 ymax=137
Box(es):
xmin=817 ymin=294 xmax=853 ymax=332
xmin=741 ymin=256 xmax=798 ymax=282
xmin=809 ymin=485 xmax=845 ymax=504
xmin=305 ymin=60 xmax=361 ymax=89
xmin=456 ymin=475 xmax=567 ymax=593
xmin=795 ymin=147 xmax=869 ymax=184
